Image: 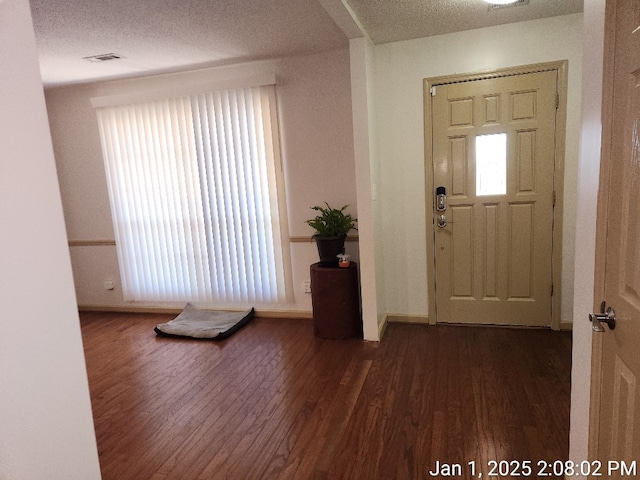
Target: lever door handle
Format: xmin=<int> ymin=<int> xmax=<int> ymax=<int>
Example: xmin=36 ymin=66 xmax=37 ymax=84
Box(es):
xmin=589 ymin=302 xmax=616 ymax=332
xmin=436 ymin=214 xmax=447 ymax=228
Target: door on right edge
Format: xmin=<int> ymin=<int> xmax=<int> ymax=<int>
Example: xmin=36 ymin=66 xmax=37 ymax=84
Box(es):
xmin=431 ymin=70 xmax=558 ymax=326
xmin=591 ymin=0 xmax=640 ymax=475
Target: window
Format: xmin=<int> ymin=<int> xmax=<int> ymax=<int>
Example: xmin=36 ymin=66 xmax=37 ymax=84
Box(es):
xmin=95 ymin=84 xmax=291 ymax=304
xmin=476 ymin=133 xmax=507 ymax=196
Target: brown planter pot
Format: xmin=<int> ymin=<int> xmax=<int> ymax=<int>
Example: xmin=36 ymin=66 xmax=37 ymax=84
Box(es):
xmin=313 ymin=234 xmax=346 ymax=267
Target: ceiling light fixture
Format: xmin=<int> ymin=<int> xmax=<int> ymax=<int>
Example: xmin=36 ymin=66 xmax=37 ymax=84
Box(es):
xmin=485 ymin=0 xmax=529 ymax=9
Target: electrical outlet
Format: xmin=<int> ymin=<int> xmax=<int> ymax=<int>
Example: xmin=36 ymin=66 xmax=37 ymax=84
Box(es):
xmin=303 ymin=281 xmax=311 ymax=294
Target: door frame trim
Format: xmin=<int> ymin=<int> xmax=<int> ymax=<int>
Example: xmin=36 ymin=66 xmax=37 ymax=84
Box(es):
xmin=423 ymin=60 xmax=568 ymax=329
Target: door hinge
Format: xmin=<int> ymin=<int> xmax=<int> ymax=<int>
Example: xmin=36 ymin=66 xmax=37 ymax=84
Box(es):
xmin=430 ymin=86 xmax=436 ymax=96
xmin=551 ymin=283 xmax=554 ymax=296
xmin=555 ymin=92 xmax=559 ymax=109
xmin=552 ymin=191 xmax=556 ymax=206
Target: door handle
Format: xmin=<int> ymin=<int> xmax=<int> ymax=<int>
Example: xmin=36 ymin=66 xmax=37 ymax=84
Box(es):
xmin=589 ymin=301 xmax=616 ymax=332
xmin=436 ymin=214 xmax=447 ymax=228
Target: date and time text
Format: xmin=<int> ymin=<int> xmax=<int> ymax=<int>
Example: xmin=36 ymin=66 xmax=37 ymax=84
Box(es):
xmin=428 ymin=459 xmax=637 ymax=477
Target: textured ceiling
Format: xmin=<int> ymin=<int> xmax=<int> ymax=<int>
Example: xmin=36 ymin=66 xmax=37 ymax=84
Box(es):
xmin=346 ymin=0 xmax=583 ymax=44
xmin=30 ymin=0 xmax=348 ymax=87
xmin=30 ymin=0 xmax=584 ymax=88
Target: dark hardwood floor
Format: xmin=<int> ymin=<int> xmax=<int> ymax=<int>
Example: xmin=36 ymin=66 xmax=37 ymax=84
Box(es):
xmin=80 ymin=312 xmax=572 ymax=480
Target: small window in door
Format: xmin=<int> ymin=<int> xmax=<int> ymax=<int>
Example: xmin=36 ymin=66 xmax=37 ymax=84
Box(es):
xmin=476 ymin=133 xmax=507 ymax=196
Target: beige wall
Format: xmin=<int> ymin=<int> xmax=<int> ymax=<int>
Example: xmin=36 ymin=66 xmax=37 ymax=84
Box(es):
xmin=374 ymin=14 xmax=583 ymax=323
xmin=350 ymin=35 xmax=385 ymax=340
xmin=570 ymin=0 xmax=605 ymax=473
xmin=0 ymin=0 xmax=100 ymax=478
xmin=46 ymin=48 xmax=357 ymax=314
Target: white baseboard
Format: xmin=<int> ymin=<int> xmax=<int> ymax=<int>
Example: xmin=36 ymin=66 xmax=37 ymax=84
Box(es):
xmin=386 ymin=313 xmax=429 ymax=324
xmin=255 ymin=310 xmax=312 ymax=319
xmin=79 ymin=304 xmax=183 ymax=314
xmin=78 ymin=304 xmax=312 ymax=319
xmin=378 ymin=315 xmax=389 ymax=340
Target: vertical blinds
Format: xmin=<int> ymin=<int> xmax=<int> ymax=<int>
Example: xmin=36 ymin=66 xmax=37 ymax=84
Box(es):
xmin=96 ymin=85 xmax=290 ymax=304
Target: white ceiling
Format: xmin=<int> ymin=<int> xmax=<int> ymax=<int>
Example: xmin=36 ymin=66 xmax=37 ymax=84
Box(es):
xmin=347 ymin=0 xmax=583 ymax=44
xmin=30 ymin=0 xmax=583 ymax=88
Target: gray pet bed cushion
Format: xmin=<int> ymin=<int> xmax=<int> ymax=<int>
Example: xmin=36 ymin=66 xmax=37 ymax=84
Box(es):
xmin=154 ymin=303 xmax=255 ymax=340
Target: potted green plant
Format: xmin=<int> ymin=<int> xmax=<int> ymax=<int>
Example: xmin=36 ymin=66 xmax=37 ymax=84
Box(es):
xmin=305 ymin=203 xmax=357 ymax=266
